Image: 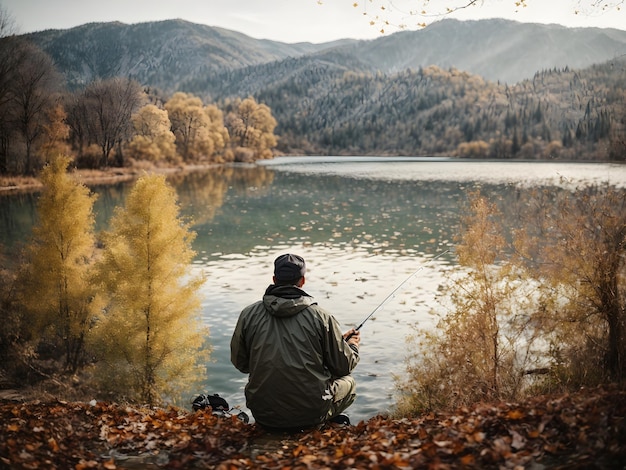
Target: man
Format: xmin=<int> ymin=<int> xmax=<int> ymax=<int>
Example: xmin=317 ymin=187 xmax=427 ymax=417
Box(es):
xmin=230 ymin=253 xmax=360 ymax=431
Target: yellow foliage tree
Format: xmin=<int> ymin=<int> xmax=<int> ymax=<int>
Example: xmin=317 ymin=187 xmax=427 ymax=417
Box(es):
xmin=164 ymin=92 xmax=228 ymax=163
xmin=226 ymin=97 xmax=277 ymax=161
xmin=39 ymin=104 xmax=71 ymax=161
xmin=204 ymin=104 xmax=230 ymax=163
xmin=398 ymin=185 xmax=626 ymax=414
xmin=456 ymin=140 xmax=489 ymax=159
xmin=20 ymin=155 xmax=100 ymax=372
xmin=516 ymin=185 xmax=626 ymax=385
xmin=126 ymin=104 xmax=178 ymax=164
xmin=396 ymin=192 xmax=543 ymax=414
xmin=93 ymin=174 xmax=208 ymax=405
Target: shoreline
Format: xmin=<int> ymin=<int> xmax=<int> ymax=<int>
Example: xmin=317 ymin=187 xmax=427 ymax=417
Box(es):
xmin=0 ymin=163 xmax=221 ymax=194
xmin=3 ymin=157 xmax=622 ymax=194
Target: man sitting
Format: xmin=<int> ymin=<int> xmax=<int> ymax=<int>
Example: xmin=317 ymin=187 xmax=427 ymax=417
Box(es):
xmin=230 ymin=253 xmax=360 ymax=431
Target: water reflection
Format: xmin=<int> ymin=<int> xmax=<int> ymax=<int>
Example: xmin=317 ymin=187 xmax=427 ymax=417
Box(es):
xmin=2 ymin=159 xmax=626 ymax=423
xmin=190 ymin=172 xmax=463 ymax=260
xmin=0 ymin=191 xmax=39 ymax=254
xmin=174 ymin=165 xmax=275 ymax=227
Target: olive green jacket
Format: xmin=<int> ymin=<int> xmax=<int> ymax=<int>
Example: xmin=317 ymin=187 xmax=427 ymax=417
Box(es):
xmin=230 ymin=284 xmax=359 ymax=429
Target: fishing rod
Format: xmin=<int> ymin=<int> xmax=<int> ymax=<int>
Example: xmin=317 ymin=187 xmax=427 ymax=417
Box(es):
xmin=346 ymin=249 xmax=450 ymax=340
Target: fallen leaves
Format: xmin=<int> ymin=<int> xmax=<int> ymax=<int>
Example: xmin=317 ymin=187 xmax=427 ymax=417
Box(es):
xmin=1 ymin=384 xmax=624 ymax=469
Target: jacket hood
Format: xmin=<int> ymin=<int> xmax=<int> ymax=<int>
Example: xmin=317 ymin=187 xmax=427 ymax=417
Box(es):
xmin=263 ymin=284 xmax=316 ymax=318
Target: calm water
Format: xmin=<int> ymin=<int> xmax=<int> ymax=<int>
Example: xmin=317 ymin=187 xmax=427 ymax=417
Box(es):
xmin=2 ymin=158 xmax=626 ymax=423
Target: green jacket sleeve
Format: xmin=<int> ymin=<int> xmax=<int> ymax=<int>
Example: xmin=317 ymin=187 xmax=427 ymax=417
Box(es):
xmin=321 ymin=308 xmax=360 ymax=378
xmin=230 ymin=313 xmax=250 ymax=374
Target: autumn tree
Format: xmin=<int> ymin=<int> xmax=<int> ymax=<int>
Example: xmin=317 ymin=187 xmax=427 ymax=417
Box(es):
xmin=93 ymin=174 xmax=208 ymax=405
xmin=398 ymin=185 xmax=626 ymax=414
xmin=225 ymin=97 xmax=277 ymax=161
xmin=515 ymin=185 xmax=626 ymax=385
xmin=204 ymin=103 xmax=230 ymax=162
xmin=126 ymin=104 xmax=178 ymax=164
xmin=19 ymin=155 xmax=100 ymax=372
xmin=456 ymin=140 xmax=489 ymax=158
xmin=164 ymin=92 xmax=228 ymax=163
xmin=39 ymin=104 xmax=71 ymax=161
xmin=396 ymin=192 xmax=542 ymax=414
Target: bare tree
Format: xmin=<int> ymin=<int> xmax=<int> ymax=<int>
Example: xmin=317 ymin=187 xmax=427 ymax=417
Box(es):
xmin=67 ymin=77 xmax=145 ymax=168
xmin=0 ymin=5 xmax=18 ymax=173
xmin=10 ymin=42 xmax=62 ymax=174
xmin=64 ymin=91 xmax=93 ymax=166
xmin=89 ymin=77 xmax=145 ymax=167
xmin=0 ymin=30 xmax=62 ymax=175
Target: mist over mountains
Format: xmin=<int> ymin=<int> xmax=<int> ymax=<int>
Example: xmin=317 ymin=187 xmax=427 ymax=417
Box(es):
xmin=20 ymin=18 xmax=626 ymax=159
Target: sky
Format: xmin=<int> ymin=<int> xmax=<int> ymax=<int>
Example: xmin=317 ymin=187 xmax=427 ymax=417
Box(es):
xmin=2 ymin=0 xmax=626 ymax=44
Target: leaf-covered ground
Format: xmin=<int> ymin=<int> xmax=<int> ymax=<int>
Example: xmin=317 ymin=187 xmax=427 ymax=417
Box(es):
xmin=1 ymin=385 xmax=624 ymax=469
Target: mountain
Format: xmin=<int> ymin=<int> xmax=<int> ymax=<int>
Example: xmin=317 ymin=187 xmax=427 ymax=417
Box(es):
xmin=24 ymin=19 xmax=352 ymax=90
xmin=23 ymin=18 xmax=626 ymax=91
xmin=333 ymin=19 xmax=626 ymax=84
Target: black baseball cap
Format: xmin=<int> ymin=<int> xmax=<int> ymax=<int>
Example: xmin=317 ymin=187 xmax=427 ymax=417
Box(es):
xmin=274 ymin=254 xmax=306 ymax=282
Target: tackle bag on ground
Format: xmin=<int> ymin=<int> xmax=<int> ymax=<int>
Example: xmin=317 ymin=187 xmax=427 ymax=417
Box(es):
xmin=191 ymin=393 xmax=250 ymax=423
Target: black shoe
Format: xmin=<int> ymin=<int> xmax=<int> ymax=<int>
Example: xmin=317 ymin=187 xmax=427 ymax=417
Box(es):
xmin=329 ymin=413 xmax=351 ymax=425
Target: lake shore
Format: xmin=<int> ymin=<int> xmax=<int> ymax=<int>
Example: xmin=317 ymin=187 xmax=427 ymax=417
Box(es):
xmin=0 ymin=163 xmax=221 ymax=193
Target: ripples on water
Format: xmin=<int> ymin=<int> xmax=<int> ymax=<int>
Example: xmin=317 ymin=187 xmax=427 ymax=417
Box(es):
xmin=198 ymin=246 xmax=451 ymax=422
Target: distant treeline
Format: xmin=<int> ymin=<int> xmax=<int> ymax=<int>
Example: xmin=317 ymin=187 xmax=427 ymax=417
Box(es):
xmin=184 ymin=56 xmax=626 ymax=160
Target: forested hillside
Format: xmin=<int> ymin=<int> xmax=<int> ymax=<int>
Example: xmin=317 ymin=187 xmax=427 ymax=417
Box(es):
xmin=1 ymin=15 xmax=626 ymax=469
xmin=188 ymin=55 xmax=626 ymax=160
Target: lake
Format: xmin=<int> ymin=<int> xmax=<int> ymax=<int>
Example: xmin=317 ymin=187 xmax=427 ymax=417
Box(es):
xmin=2 ymin=157 xmax=626 ymax=423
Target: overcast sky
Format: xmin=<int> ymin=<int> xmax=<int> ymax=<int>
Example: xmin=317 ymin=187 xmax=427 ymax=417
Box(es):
xmin=3 ymin=0 xmax=626 ymax=43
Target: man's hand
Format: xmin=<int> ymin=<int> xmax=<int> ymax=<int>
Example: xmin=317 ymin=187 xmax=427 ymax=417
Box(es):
xmin=343 ymin=328 xmax=360 ymax=349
